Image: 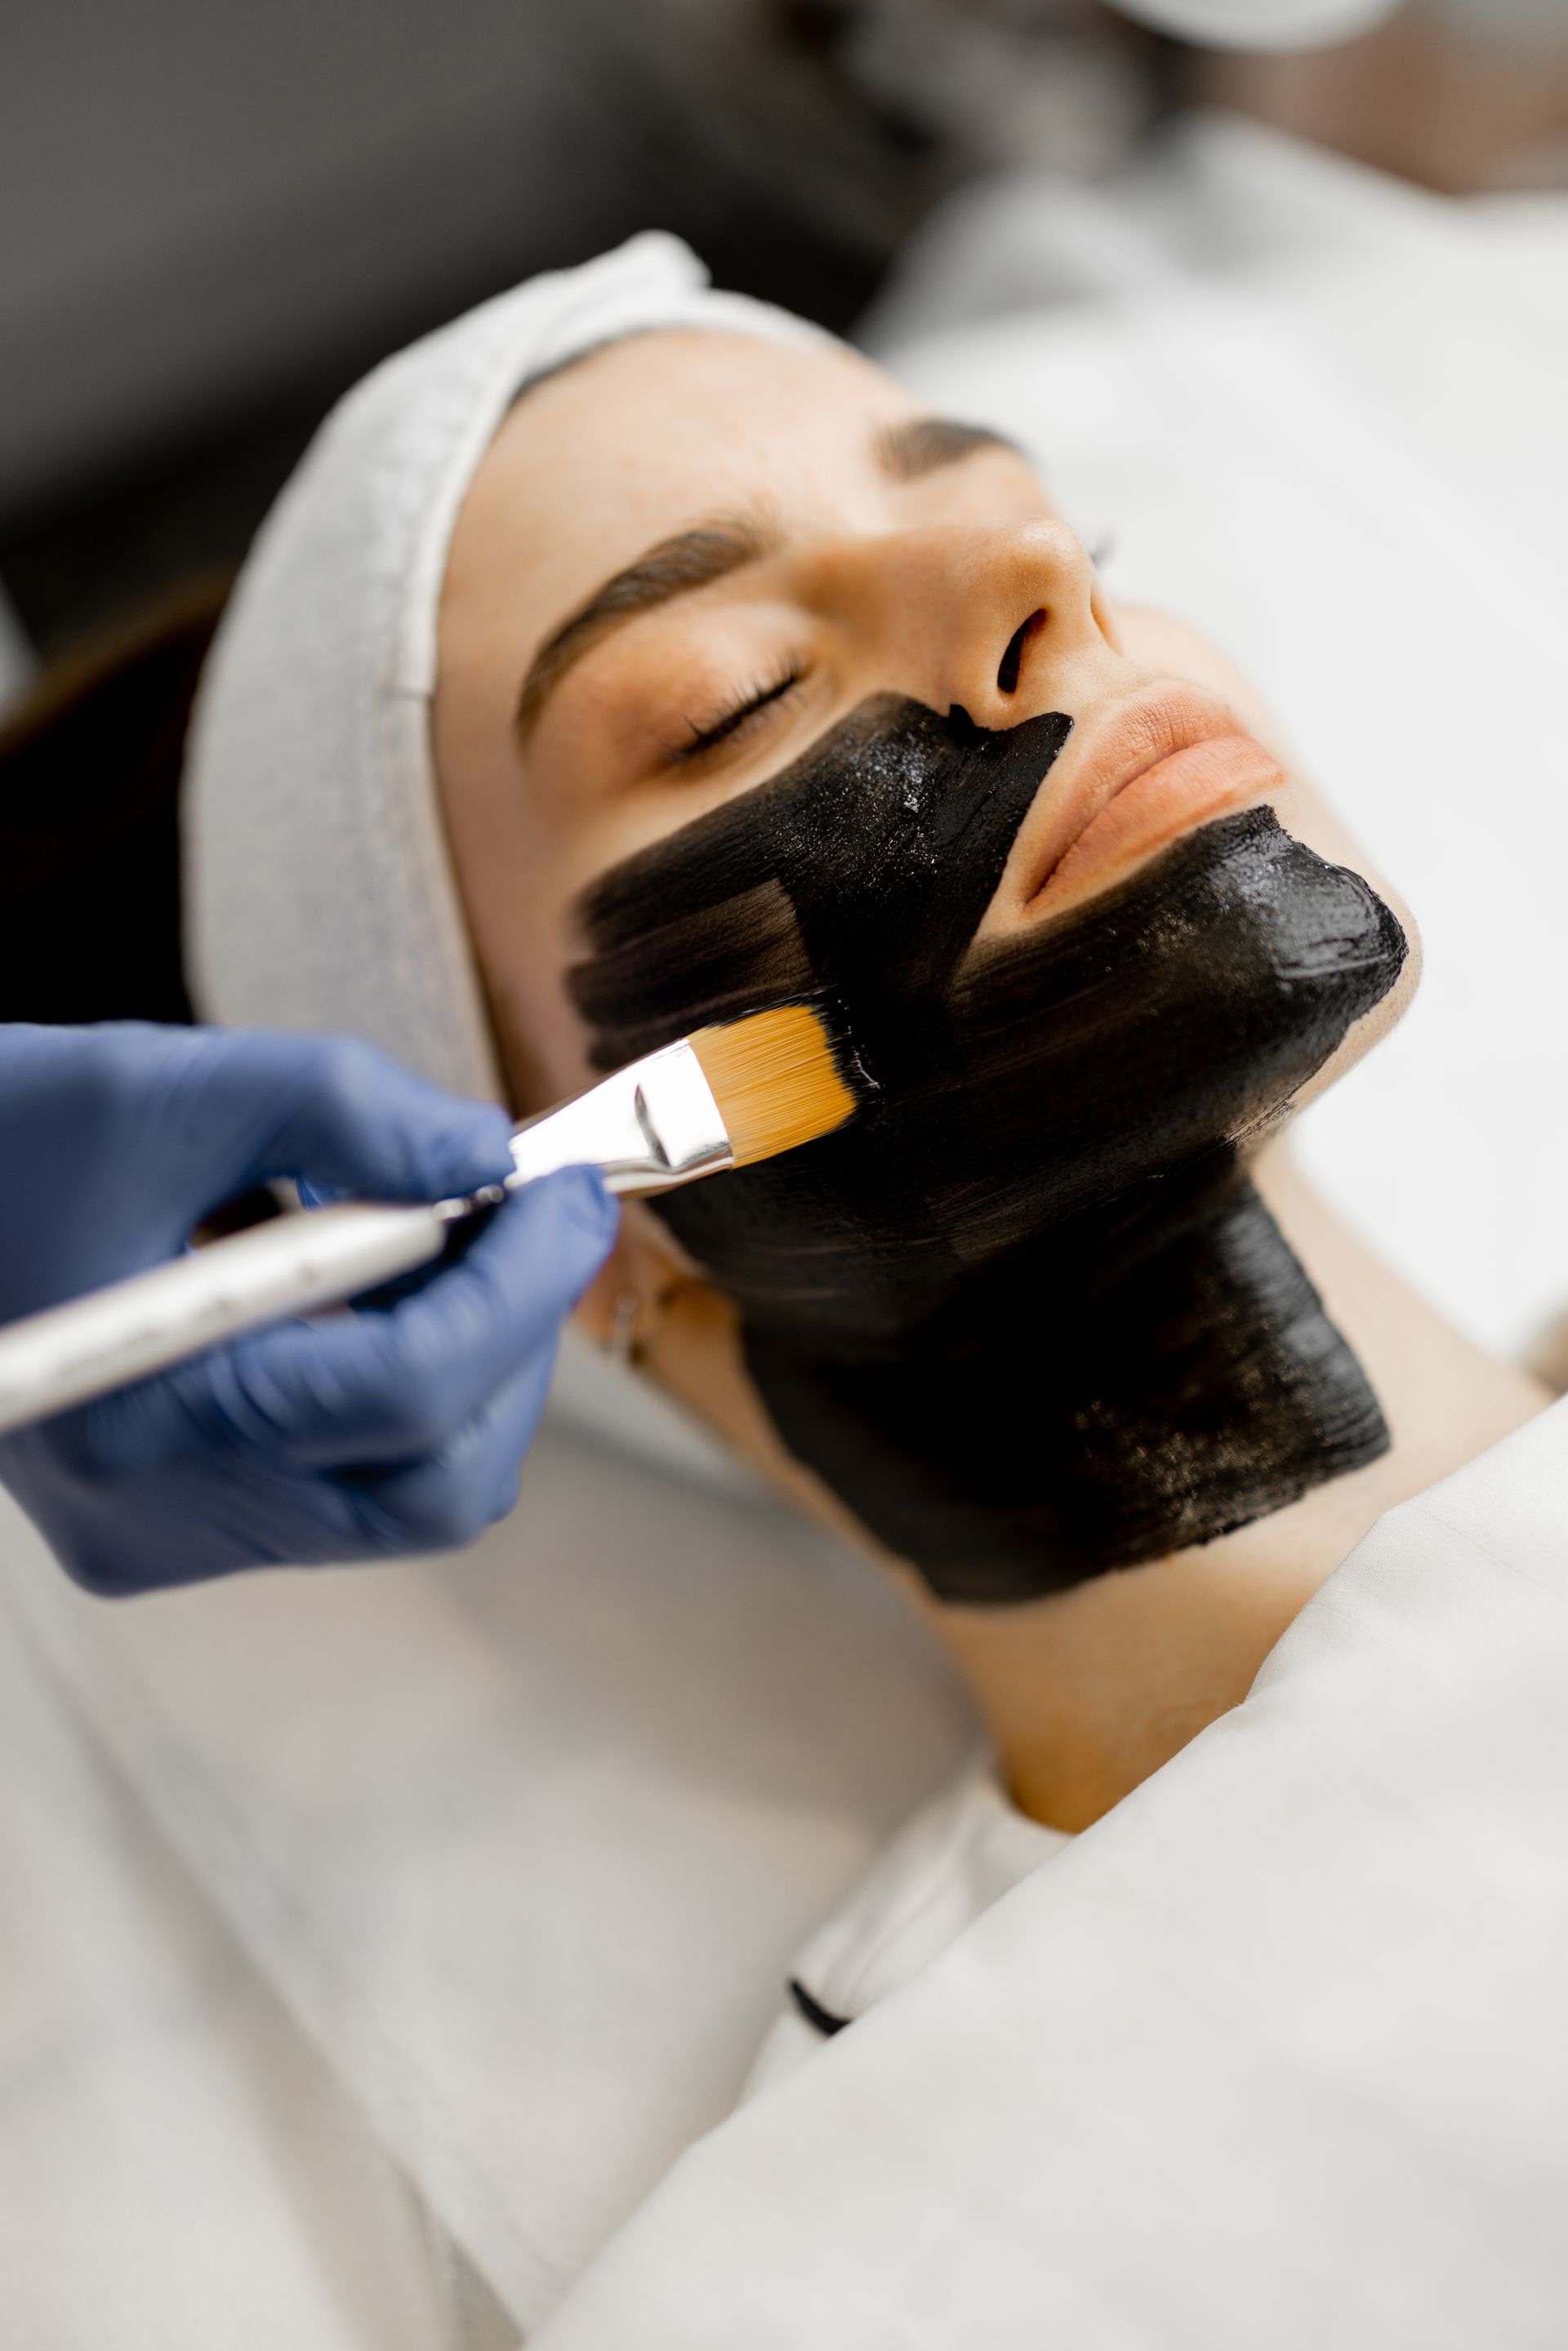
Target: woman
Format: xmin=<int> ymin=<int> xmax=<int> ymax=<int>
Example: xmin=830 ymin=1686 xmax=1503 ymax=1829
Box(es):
xmin=185 ymin=229 xmax=1547 ymax=2104
xmin=196 ymin=230 xmax=1535 ymax=1761
xmin=0 ymin=184 xmax=1552 ymax=2343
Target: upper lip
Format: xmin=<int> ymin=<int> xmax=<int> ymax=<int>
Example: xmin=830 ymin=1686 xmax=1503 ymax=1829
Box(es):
xmin=1007 ymin=683 xmax=1260 ymax=909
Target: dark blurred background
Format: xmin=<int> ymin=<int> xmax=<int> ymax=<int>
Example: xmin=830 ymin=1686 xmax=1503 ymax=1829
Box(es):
xmin=2 ymin=0 xmax=1566 ymax=667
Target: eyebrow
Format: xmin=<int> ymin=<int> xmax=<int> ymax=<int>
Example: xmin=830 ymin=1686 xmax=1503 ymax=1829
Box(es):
xmin=873 ymin=415 xmax=1024 ymax=480
xmin=514 ymin=518 xmax=774 ymax=739
xmin=513 ymin=415 xmax=1027 ymax=740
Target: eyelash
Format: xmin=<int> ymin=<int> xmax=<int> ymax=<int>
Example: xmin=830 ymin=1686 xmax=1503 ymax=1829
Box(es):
xmin=674 ymin=661 xmax=804 ymax=762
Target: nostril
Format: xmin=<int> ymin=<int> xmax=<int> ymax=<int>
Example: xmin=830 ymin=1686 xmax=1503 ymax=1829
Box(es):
xmin=996 ymin=609 xmax=1045 ymax=697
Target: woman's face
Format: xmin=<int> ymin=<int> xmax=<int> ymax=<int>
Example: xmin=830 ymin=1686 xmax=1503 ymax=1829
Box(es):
xmin=434 ymin=327 xmax=1411 ymax=1115
xmin=434 ymin=325 xmax=1416 ymax=1609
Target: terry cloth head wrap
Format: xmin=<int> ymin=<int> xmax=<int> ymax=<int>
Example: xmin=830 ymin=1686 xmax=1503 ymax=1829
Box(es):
xmin=185 ymin=233 xmax=834 ymax=1102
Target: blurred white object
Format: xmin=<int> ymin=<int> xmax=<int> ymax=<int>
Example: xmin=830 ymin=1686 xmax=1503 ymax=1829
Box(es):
xmin=1115 ymin=0 xmax=1400 ymax=43
xmin=840 ymin=0 xmax=1151 ymax=181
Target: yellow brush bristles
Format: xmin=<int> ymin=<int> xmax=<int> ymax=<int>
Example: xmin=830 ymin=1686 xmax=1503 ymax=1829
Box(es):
xmin=688 ymin=1005 xmax=861 ymax=1169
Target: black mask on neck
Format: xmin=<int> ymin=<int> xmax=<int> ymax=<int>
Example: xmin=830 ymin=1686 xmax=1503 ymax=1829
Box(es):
xmin=569 ymin=698 xmax=1408 ymax=1605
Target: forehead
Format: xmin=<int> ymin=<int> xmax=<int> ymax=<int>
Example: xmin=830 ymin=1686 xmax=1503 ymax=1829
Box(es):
xmin=446 ymin=330 xmax=925 ymax=631
xmin=506 ymin=327 xmax=919 ymax=492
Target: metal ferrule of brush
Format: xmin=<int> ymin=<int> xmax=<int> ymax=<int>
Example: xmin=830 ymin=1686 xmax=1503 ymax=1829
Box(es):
xmin=505 ymin=1040 xmax=733 ymax=1197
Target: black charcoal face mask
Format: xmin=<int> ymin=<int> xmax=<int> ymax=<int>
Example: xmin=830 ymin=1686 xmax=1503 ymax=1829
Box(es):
xmin=570 ymin=697 xmax=1408 ymax=1605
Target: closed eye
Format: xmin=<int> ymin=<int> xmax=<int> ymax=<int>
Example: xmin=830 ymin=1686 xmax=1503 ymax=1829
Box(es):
xmin=673 ymin=662 xmax=804 ymax=763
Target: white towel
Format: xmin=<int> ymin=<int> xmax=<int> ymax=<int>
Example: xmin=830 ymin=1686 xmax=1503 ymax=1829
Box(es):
xmin=185 ymin=232 xmax=831 ymax=1102
xmin=532 ymin=1395 xmax=1568 ymax=2350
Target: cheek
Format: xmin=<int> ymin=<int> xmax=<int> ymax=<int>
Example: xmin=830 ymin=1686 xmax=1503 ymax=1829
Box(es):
xmin=433 ymin=740 xmax=603 ymax=1115
xmin=487 ymin=915 xmax=602 ymax=1114
xmin=472 ymin=808 xmax=611 ymax=1109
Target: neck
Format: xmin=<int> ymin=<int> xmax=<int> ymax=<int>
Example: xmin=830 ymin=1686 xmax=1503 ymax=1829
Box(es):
xmin=924 ymin=1148 xmax=1547 ymax=1829
xmin=586 ymin=1147 xmax=1546 ymax=1837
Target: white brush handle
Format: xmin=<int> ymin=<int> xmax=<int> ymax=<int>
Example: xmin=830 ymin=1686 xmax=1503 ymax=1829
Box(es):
xmin=0 ymin=1200 xmax=449 ymax=1436
xmin=0 ymin=1037 xmax=735 ymax=1438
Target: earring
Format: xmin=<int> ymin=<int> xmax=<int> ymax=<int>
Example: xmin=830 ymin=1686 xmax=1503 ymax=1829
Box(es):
xmin=607 ymin=1286 xmax=642 ymax=1368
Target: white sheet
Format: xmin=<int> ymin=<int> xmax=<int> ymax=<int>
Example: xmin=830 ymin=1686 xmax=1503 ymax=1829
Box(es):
xmin=0 ymin=1427 xmax=973 ymax=2332
xmin=0 ymin=1558 xmax=518 ymax=2351
xmin=531 ymin=1395 xmax=1568 ymax=2350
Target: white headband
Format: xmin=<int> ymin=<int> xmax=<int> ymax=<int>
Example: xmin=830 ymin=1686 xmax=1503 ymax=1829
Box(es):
xmin=185 ymin=233 xmax=832 ymax=1101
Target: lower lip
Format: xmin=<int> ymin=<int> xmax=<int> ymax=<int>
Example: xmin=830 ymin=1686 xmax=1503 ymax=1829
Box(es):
xmin=1035 ymin=734 xmax=1285 ymax=910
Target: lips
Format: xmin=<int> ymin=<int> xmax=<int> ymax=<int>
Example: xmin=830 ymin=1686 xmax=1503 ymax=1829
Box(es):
xmin=1012 ymin=689 xmax=1286 ymax=919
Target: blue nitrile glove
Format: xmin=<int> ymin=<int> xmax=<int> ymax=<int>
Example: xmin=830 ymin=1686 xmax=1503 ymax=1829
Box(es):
xmin=0 ymin=1022 xmax=616 ymax=1595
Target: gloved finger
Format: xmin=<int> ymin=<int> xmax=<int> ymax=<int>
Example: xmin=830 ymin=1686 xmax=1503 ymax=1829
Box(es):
xmin=191 ymin=1165 xmax=615 ymax=1469
xmin=162 ymin=1027 xmax=519 ymax=1209
xmin=57 ymin=1165 xmax=615 ymax=1480
xmin=15 ymin=1350 xmax=548 ymax=1587
xmin=336 ymin=1347 xmax=558 ymax=1553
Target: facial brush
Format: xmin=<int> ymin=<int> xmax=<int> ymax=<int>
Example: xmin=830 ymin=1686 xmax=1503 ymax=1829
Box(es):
xmin=0 ymin=1007 xmax=861 ymax=1436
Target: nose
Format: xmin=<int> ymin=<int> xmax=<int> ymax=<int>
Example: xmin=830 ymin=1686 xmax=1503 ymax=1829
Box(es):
xmin=820 ymin=519 xmax=1124 ymax=730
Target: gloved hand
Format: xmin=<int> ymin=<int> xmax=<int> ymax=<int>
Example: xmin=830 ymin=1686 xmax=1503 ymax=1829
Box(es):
xmin=0 ymin=1022 xmax=616 ymax=1594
